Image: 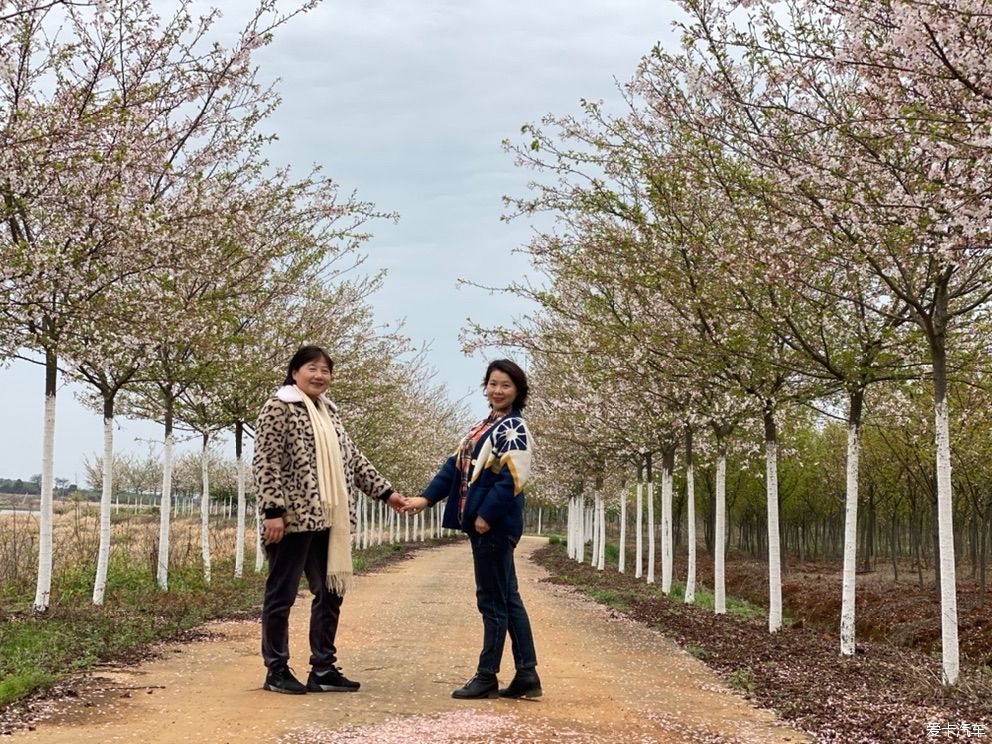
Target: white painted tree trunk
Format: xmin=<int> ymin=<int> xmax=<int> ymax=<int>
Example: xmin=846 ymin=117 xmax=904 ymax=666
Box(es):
xmin=370 ymin=500 xmax=377 ymax=546
xmin=376 ymin=499 xmax=383 ymax=546
xmin=357 ymin=496 xmax=365 ymax=549
xmin=635 ymin=480 xmax=643 ymax=579
xmin=235 ymin=452 xmax=246 ymax=578
xmin=200 ymin=433 xmax=212 ymax=584
xmin=596 ymin=493 xmax=606 ymax=570
xmin=685 ymin=449 xmax=696 ymax=605
xmin=647 ymin=481 xmax=656 ymax=584
xmin=618 ymin=487 xmax=627 ymax=574
xmin=765 ymin=427 xmax=783 ymax=633
xmin=537 ymin=506 xmax=543 ymax=535
xmin=840 ymin=420 xmax=860 ymax=655
xmin=568 ymin=497 xmax=577 ymax=560
xmin=33 ymin=391 xmax=57 ymax=612
xmin=254 ymin=505 xmax=264 ymax=572
xmin=715 ymin=446 xmax=727 ymax=615
xmin=591 ymin=494 xmax=600 ymax=567
xmin=566 ymin=498 xmax=573 ymax=558
xmin=935 ymin=398 xmax=959 ymax=684
xmin=157 ymin=433 xmax=174 ymax=590
xmin=92 ymin=416 xmax=114 ymax=605
xmin=577 ymin=493 xmax=586 ymax=563
xmin=661 ymin=461 xmax=673 ymax=594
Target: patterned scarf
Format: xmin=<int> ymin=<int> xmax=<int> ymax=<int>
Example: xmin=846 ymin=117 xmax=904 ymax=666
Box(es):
xmin=456 ymin=410 xmax=504 ymax=523
xmin=295 ymin=386 xmax=352 ymax=596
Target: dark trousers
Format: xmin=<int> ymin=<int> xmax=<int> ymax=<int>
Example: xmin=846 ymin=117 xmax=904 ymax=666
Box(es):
xmin=470 ymin=532 xmax=538 ymax=676
xmin=261 ymin=529 xmax=343 ymax=671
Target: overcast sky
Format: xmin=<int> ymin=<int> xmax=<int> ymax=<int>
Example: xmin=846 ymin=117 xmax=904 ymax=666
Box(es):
xmin=0 ymin=0 xmax=684 ymax=485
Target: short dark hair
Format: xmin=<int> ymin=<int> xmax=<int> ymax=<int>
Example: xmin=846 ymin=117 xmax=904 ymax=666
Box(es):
xmin=483 ymin=358 xmax=529 ymax=411
xmin=284 ymin=345 xmax=334 ymax=385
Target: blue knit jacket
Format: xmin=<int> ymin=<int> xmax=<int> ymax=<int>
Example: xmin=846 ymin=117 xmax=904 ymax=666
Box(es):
xmin=421 ymin=409 xmax=533 ymax=541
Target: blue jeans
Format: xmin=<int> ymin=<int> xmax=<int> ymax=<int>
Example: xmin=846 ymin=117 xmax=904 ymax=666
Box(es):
xmin=470 ymin=532 xmax=538 ymax=676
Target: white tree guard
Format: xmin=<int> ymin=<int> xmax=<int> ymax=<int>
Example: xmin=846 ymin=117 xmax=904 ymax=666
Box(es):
xmin=157 ymin=434 xmax=174 ymax=590
xmin=715 ymin=450 xmax=727 ymax=615
xmin=935 ymin=399 xmax=960 ymax=685
xmin=92 ymin=417 xmax=115 ymax=605
xmin=840 ymin=422 xmax=860 ymax=655
xmin=33 ymin=393 xmax=57 ymax=612
xmin=766 ymin=439 xmax=783 ymax=633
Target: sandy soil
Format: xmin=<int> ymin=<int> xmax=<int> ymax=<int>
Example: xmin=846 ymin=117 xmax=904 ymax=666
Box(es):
xmin=8 ymin=537 xmax=810 ymax=743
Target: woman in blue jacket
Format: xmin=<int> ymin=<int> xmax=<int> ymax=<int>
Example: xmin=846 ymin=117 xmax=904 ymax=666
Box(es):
xmin=405 ymin=359 xmax=541 ymax=700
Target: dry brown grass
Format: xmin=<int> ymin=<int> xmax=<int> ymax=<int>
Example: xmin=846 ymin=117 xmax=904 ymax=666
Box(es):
xmin=0 ymin=499 xmax=259 ymax=600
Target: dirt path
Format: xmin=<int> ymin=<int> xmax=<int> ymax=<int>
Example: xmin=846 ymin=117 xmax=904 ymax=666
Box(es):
xmin=9 ymin=537 xmax=810 ymax=743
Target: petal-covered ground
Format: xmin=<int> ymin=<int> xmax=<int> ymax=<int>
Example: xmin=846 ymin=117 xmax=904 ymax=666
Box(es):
xmin=534 ymin=545 xmax=992 ymax=743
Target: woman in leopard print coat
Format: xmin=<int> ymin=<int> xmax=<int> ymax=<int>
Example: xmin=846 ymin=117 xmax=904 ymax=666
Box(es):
xmin=252 ymin=345 xmax=407 ymax=695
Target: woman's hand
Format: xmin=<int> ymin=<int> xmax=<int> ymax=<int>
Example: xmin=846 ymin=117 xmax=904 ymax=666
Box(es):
xmin=404 ymin=496 xmax=430 ymax=515
xmin=262 ymin=517 xmax=285 ymax=544
xmin=385 ymin=492 xmax=408 ymax=514
xmin=474 ymin=515 xmax=490 ymax=534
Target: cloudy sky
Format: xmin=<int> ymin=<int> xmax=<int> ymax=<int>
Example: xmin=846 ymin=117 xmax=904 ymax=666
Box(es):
xmin=0 ymin=0 xmax=684 ymax=484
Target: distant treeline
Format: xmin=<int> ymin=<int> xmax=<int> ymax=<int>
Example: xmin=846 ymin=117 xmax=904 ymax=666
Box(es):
xmin=0 ymin=478 xmax=78 ymax=496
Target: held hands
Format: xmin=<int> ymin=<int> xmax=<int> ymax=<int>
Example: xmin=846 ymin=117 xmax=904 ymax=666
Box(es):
xmin=403 ymin=496 xmax=430 ymax=515
xmin=385 ymin=492 xmax=408 ymax=514
xmin=400 ymin=496 xmax=490 ymax=533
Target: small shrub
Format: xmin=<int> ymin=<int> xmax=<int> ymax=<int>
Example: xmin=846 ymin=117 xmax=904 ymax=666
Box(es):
xmin=727 ymin=666 xmax=757 ymax=694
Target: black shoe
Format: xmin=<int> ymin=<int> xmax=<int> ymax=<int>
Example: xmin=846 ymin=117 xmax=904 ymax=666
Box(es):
xmin=263 ymin=666 xmax=306 ymax=695
xmin=499 ymin=669 xmax=542 ymax=699
xmin=451 ymin=672 xmax=499 ymax=699
xmin=307 ymin=666 xmax=360 ymax=692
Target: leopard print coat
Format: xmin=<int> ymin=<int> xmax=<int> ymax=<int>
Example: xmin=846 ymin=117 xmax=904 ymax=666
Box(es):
xmin=252 ymin=386 xmax=393 ymax=533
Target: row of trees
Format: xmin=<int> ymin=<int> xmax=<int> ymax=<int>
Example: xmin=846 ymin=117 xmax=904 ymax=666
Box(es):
xmin=473 ymin=0 xmax=992 ymax=686
xmin=1 ymin=2 xmax=464 ymax=611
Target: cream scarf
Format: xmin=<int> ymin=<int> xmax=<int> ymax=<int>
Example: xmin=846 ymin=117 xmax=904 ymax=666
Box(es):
xmin=295 ymin=385 xmax=352 ymax=595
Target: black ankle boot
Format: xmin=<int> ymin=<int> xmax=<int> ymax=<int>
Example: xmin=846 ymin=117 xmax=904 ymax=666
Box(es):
xmin=498 ymin=669 xmax=542 ymax=698
xmin=451 ymin=672 xmax=499 ymax=699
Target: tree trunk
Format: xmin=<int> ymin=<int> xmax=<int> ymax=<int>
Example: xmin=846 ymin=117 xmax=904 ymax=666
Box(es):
xmin=200 ymin=430 xmax=211 ymax=584
xmin=685 ymin=428 xmax=696 ymax=604
xmin=979 ymin=517 xmax=987 ymax=606
xmin=646 ymin=453 xmax=656 ymax=584
xmin=931 ymin=330 xmax=959 ymax=685
xmin=635 ymin=460 xmax=644 ymax=579
xmin=661 ymin=445 xmax=675 ymax=594
xmin=618 ymin=484 xmax=627 ymax=574
xmin=157 ymin=394 xmax=175 ymax=590
xmin=235 ymin=422 xmax=246 ymax=577
xmin=840 ymin=388 xmax=864 ymax=656
xmin=577 ymin=492 xmax=586 ymax=563
xmin=715 ymin=438 xmax=727 ymax=615
xmin=591 ymin=489 xmax=601 ymax=569
xmin=567 ymin=496 xmax=575 ymax=560
xmin=93 ymin=394 xmax=115 ymax=605
xmin=764 ymin=408 xmax=783 ymax=633
xmin=33 ymin=346 xmax=58 ymax=613
xmin=891 ymin=512 xmax=899 ymax=583
xmin=596 ymin=477 xmax=606 ymax=571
